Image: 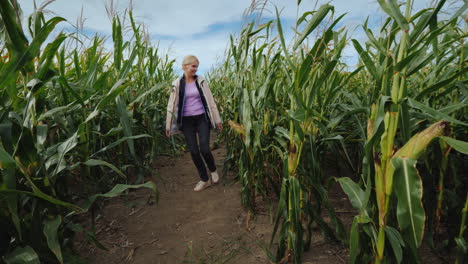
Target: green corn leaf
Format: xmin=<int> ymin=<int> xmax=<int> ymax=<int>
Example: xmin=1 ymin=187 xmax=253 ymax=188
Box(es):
xmin=43 ymin=216 xmax=63 ymax=264
xmin=81 ymin=182 xmax=158 ymax=212
xmin=406 ymin=52 xmax=435 ymax=77
xmin=271 ymin=178 xmax=288 ymax=246
xmin=438 ymin=102 xmax=468 ymax=115
xmin=242 ymin=88 xmax=252 ymax=147
xmin=315 ymin=59 xmax=338 ymax=91
xmin=91 ymin=134 xmax=152 ymax=157
xmin=455 ymin=237 xmax=467 ymax=264
xmin=4 ymin=245 xmax=40 ymax=264
xmin=288 ymin=109 xmax=306 ymax=122
xmin=275 ymin=6 xmax=293 ymax=68
xmin=416 ymin=67 xmax=468 ymax=100
xmin=73 ymin=50 xmax=81 ymax=78
xmin=275 ymin=126 xmax=290 ymax=141
xmin=392 ymin=157 xmax=425 ymax=248
xmin=58 ymin=47 xmax=65 ymax=76
xmin=0 ymin=145 xmax=16 ymax=168
xmin=131 ymin=83 xmax=166 ymax=104
xmin=36 ymin=124 xmax=47 ymax=148
xmin=3 ymin=168 xmax=21 ymax=239
xmin=349 ymin=217 xmax=360 ymax=264
xmin=324 ymin=135 xmax=355 ymax=171
xmin=377 ymin=0 xmax=409 ymax=31
xmin=352 ymin=39 xmax=378 ymax=80
xmin=293 ymin=120 xmax=304 ymax=142
xmin=439 ymin=137 xmax=468 ymax=154
xmin=37 ymin=106 xmax=68 ymax=121
xmin=0 ymin=123 xmax=13 ymax=152
xmin=96 ymin=79 xmax=126 ymax=111
xmin=296 ymin=54 xmax=313 ymax=88
xmin=0 ymin=188 xmax=81 ymax=211
xmin=328 ymin=107 xmax=367 ymax=129
xmin=435 ymin=80 xmax=468 ymax=99
xmin=296 ymin=11 xmax=313 ymax=27
xmin=29 ymin=9 xmax=45 ymax=38
xmin=337 ymin=177 xmax=366 ymax=212
xmin=57 ymin=76 xmax=85 ymax=107
xmin=18 ymin=154 xmax=80 ymax=211
xmin=410 ymin=1 xmax=445 ymax=42
xmin=84 ymin=79 xmax=127 ymax=123
xmin=394 ymin=47 xmax=427 ymax=72
xmin=363 ymin=19 xmax=386 ymax=54
xmin=119 ymin=44 xmax=138 ymax=79
xmin=35 ymin=33 xmax=66 ymax=80
xmin=51 ymin=132 xmax=78 ymax=177
xmin=407 ymin=98 xmax=468 ymax=126
xmin=81 ymin=159 xmax=127 ymax=179
xmin=0 ymin=16 xmax=65 ymax=90
xmin=112 ymin=16 xmax=123 ymax=71
xmin=116 ymin=96 xmax=135 ymax=158
xmin=248 ymin=20 xmax=273 ymax=37
xmin=293 ymin=4 xmax=334 ymax=50
xmin=0 ymin=0 xmax=29 ymax=57
xmin=385 ymin=226 xmax=405 ymax=264
xmin=307 ymin=29 xmax=333 ymax=60
xmin=45 ymin=153 xmax=66 ymax=173
xmin=289 ymin=177 xmax=303 ymax=263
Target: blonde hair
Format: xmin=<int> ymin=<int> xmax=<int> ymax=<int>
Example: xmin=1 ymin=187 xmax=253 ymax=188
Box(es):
xmin=182 ymin=55 xmax=199 ymax=66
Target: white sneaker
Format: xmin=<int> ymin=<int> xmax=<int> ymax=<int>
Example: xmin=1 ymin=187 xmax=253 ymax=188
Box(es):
xmin=194 ymin=180 xmax=211 ymax=192
xmin=211 ymin=171 xmax=220 ymax=184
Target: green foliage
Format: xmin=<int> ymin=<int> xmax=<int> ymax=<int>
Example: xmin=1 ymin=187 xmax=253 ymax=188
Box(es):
xmin=0 ymin=1 xmax=176 ymax=262
xmin=211 ymin=0 xmax=467 ymax=263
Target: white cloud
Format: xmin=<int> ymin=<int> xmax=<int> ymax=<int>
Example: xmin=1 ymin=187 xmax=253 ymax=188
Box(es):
xmin=157 ymin=30 xmax=232 ymax=75
xmin=16 ymin=0 xmax=460 ymax=72
xmin=19 ymin=0 xmax=252 ymax=37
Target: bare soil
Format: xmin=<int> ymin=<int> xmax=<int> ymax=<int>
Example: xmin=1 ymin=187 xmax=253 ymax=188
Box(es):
xmin=74 ymin=139 xmax=352 ymax=263
xmin=73 ymin=133 xmax=454 ymax=264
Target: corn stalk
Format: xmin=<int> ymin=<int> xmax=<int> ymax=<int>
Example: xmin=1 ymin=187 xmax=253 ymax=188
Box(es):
xmin=0 ymin=2 xmax=177 ymax=261
xmin=338 ymin=0 xmax=467 ymax=262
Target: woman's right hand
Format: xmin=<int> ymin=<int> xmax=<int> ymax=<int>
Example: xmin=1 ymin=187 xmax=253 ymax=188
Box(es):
xmin=165 ymin=130 xmax=170 ymax=137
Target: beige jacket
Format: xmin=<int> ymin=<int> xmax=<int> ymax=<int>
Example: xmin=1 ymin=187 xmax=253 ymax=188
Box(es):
xmin=165 ymin=76 xmax=222 ymax=135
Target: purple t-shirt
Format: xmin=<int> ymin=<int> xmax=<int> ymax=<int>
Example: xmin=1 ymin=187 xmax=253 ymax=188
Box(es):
xmin=183 ymin=82 xmax=205 ymax=116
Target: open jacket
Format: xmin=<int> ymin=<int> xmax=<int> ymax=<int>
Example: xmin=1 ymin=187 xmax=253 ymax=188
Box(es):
xmin=165 ymin=75 xmax=222 ymax=135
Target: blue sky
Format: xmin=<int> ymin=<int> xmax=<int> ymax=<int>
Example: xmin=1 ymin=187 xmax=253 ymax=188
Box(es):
xmin=17 ymin=0 xmax=461 ymax=75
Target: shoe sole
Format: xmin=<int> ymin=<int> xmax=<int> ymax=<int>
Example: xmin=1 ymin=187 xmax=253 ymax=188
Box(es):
xmin=194 ymin=183 xmax=211 ymax=192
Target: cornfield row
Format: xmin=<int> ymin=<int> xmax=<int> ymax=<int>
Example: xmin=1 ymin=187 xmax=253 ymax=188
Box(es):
xmin=213 ymin=0 xmax=467 ymax=263
xmin=0 ymin=0 xmax=467 ymax=263
xmin=0 ymin=0 xmax=180 ymax=262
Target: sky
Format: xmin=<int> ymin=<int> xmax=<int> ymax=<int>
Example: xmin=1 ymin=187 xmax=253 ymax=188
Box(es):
xmin=16 ymin=0 xmax=461 ymax=75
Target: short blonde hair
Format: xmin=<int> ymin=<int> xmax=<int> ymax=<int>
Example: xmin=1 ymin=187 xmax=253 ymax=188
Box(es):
xmin=182 ymin=55 xmax=199 ymax=66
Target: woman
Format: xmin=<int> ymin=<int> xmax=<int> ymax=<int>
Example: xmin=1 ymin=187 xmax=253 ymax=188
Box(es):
xmin=165 ymin=55 xmax=223 ymax=192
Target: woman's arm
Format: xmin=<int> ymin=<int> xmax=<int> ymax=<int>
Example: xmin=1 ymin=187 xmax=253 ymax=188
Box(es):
xmin=165 ymin=81 xmax=178 ymax=136
xmin=202 ymin=80 xmax=222 ymax=130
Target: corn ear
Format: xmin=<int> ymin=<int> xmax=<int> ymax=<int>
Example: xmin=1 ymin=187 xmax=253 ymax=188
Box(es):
xmin=228 ymin=120 xmax=246 ymax=136
xmin=367 ymin=103 xmax=377 ymax=137
xmin=384 ymin=121 xmax=447 ymax=195
xmin=393 ymin=121 xmax=447 ymax=160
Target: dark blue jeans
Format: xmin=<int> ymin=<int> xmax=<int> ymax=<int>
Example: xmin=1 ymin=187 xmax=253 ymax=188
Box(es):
xmin=181 ymin=114 xmax=216 ymax=182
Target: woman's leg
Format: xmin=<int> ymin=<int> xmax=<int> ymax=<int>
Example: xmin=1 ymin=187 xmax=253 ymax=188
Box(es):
xmin=182 ymin=116 xmax=209 ymax=182
xmin=197 ymin=117 xmax=216 ymax=173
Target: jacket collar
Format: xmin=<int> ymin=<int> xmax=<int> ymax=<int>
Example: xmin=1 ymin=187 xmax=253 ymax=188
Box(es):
xmin=174 ymin=75 xmax=205 ymax=87
xmin=181 ymin=74 xmax=198 ymax=81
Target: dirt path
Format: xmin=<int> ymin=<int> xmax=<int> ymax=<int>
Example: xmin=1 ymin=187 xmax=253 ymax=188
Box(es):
xmin=76 ymin=142 xmax=275 ymax=263
xmin=76 ymin=140 xmax=350 ymax=263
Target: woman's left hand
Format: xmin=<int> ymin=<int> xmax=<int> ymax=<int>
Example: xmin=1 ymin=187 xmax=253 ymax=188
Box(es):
xmin=217 ymin=123 xmax=223 ymax=132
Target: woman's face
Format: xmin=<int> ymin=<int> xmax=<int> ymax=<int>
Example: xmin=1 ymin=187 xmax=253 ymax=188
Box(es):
xmin=183 ymin=62 xmax=199 ymax=77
